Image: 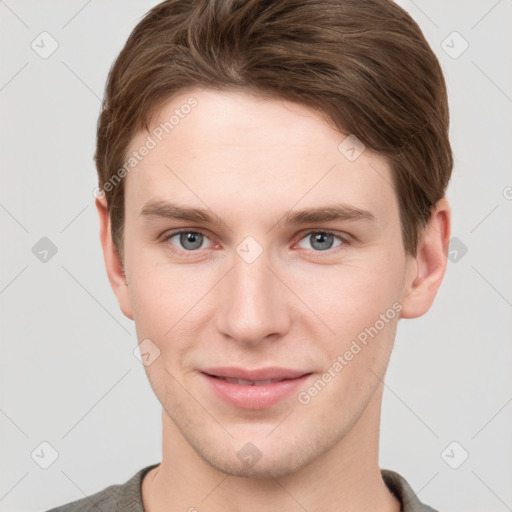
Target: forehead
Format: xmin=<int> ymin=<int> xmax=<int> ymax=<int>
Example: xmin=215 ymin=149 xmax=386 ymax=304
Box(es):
xmin=124 ymin=88 xmax=397 ymax=225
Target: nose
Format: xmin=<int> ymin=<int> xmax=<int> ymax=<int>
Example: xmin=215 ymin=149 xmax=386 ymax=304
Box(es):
xmin=214 ymin=247 xmax=291 ymax=347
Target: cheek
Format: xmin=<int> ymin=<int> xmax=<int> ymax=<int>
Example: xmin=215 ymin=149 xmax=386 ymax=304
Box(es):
xmin=296 ymin=264 xmax=402 ymax=413
xmin=128 ymin=267 xmax=195 ymax=338
xmin=300 ymin=255 xmax=403 ymax=325
xmin=125 ymin=245 xmax=219 ymax=356
xmin=292 ymin=250 xmax=405 ymax=368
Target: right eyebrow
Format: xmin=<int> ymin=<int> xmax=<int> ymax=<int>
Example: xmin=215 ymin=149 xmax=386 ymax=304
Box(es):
xmin=140 ymin=200 xmax=224 ymax=225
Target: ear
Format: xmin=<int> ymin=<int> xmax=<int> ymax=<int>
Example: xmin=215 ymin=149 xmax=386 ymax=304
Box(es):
xmin=400 ymin=197 xmax=451 ymax=319
xmin=95 ymin=197 xmax=134 ymax=320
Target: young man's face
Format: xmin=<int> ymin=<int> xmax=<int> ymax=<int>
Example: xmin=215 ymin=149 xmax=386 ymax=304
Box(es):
xmin=98 ymin=88 xmax=446 ymax=478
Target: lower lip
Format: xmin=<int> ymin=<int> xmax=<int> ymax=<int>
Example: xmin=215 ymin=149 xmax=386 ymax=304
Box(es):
xmin=201 ymin=372 xmax=313 ymax=410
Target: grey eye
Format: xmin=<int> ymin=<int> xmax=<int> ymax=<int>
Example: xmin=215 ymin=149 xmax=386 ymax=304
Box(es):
xmin=171 ymin=231 xmax=206 ymax=251
xmin=298 ymin=232 xmax=342 ymax=251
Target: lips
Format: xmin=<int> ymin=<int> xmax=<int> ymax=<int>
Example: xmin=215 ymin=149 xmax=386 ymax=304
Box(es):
xmin=202 ymin=366 xmax=308 ymax=381
xmin=200 ymin=367 xmax=313 ymax=409
xmin=218 ymin=377 xmax=283 ymax=386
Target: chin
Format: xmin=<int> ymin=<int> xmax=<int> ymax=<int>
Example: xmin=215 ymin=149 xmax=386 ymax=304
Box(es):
xmin=190 ymin=426 xmax=335 ymax=480
xmin=201 ymin=448 xmax=310 ymax=479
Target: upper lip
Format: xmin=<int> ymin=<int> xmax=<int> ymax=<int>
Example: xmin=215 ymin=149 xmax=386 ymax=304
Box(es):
xmin=202 ymin=367 xmax=310 ymax=381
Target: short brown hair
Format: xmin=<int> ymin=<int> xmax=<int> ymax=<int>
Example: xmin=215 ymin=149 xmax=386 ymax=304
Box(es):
xmin=95 ymin=0 xmax=453 ymax=261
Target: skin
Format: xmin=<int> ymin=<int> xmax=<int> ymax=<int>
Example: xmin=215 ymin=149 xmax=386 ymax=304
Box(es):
xmin=96 ymin=88 xmax=450 ymax=512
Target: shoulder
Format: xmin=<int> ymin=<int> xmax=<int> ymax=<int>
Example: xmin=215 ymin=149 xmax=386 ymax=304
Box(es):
xmin=44 ymin=463 xmax=160 ymax=512
xmin=45 ymin=483 xmax=120 ymax=512
xmin=381 ymin=468 xmax=440 ymax=512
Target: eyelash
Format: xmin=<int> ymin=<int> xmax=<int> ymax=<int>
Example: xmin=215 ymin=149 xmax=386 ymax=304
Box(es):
xmin=160 ymin=229 xmax=350 ymax=257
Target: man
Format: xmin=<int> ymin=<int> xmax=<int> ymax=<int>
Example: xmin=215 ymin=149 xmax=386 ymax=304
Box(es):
xmin=49 ymin=0 xmax=452 ymax=510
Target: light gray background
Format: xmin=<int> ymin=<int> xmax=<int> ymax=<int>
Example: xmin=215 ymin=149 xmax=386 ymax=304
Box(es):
xmin=1 ymin=1 xmax=511 ymax=511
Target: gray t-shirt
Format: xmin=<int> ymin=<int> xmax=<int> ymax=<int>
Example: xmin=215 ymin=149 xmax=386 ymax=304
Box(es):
xmin=46 ymin=464 xmax=439 ymax=512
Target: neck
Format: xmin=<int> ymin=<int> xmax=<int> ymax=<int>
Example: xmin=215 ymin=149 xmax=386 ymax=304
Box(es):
xmin=142 ymin=385 xmax=400 ymax=512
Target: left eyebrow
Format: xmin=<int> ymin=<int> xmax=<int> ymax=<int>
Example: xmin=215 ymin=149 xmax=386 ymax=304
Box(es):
xmin=278 ymin=203 xmax=376 ymax=226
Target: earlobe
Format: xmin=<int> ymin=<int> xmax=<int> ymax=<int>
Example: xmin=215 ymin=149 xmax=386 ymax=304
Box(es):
xmin=399 ymin=198 xmax=451 ymax=319
xmin=95 ymin=197 xmax=134 ymax=320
